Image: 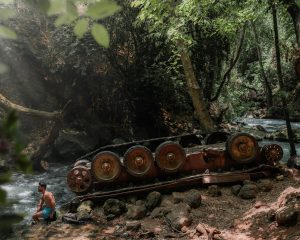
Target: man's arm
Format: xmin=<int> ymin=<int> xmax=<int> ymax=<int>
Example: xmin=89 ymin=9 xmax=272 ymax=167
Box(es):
xmin=36 ymin=198 xmax=44 ymax=212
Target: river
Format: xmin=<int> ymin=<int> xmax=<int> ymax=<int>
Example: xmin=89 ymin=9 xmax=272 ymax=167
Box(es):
xmin=1 ymin=118 xmax=300 ymax=229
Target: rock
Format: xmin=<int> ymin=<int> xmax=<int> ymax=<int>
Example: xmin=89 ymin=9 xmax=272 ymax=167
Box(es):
xmin=125 ymin=221 xmax=141 ymax=231
xmin=185 ymin=189 xmax=202 ymax=208
xmin=69 ymin=198 xmax=81 ymax=213
xmin=172 ymin=192 xmax=185 ymax=204
xmin=257 ymin=179 xmax=273 ymax=192
xmin=77 ymin=200 xmax=93 ymax=213
xmin=103 ymin=199 xmax=127 ymax=216
xmin=207 ymin=185 xmax=221 ymax=197
xmin=276 ymin=205 xmax=299 ymax=226
xmin=231 ymin=185 xmax=242 ymax=196
xmin=54 ymin=129 xmax=97 ymax=161
xmin=165 ymin=205 xmax=192 ymax=231
xmin=267 ymin=209 xmax=276 ymax=222
xmin=276 ymin=175 xmax=284 ymax=181
xmin=126 ymin=204 xmax=147 ymax=220
xmin=150 ymin=207 xmax=172 ymax=219
xmin=106 ymin=214 xmax=116 ymax=221
xmin=126 ymin=195 xmax=137 ymax=204
xmin=238 ymin=184 xmax=258 ymax=199
xmin=77 ymin=211 xmax=92 ymax=222
xmin=145 ymin=191 xmax=162 ymax=210
xmin=136 ymin=200 xmax=144 ymax=206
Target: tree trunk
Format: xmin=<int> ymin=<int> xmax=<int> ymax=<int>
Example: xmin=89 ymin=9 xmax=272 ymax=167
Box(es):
xmin=0 ymin=94 xmax=71 ymax=170
xmin=179 ymin=45 xmax=214 ymax=132
xmin=251 ymin=21 xmax=273 ymax=108
xmin=270 ymin=0 xmax=297 ymax=166
xmin=0 ymin=93 xmax=62 ymax=119
xmin=283 ymin=0 xmax=300 ymax=46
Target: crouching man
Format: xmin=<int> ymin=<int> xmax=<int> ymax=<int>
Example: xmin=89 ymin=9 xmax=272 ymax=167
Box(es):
xmin=32 ymin=182 xmax=56 ymax=223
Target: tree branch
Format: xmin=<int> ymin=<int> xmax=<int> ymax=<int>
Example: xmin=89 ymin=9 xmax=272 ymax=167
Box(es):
xmin=210 ymin=24 xmax=246 ymax=102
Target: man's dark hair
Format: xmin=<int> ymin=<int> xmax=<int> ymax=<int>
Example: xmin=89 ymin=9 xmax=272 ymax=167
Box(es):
xmin=39 ymin=182 xmax=47 ymax=189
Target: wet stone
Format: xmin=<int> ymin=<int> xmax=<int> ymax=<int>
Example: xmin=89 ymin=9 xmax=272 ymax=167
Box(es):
xmin=207 ymin=185 xmax=222 ymax=197
xmin=145 ymin=191 xmax=162 ymax=210
xmin=231 ymin=185 xmax=242 ymax=196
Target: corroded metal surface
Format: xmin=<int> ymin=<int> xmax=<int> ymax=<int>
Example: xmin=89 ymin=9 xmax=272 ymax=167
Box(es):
xmin=67 ymin=132 xmax=283 ymax=194
xmin=226 ymin=133 xmax=259 ymax=163
xmin=91 ymin=151 xmax=121 ymax=181
xmin=123 ymin=145 xmax=154 ymax=177
xmin=67 ymin=166 xmax=92 ymax=193
xmin=155 ymin=141 xmax=186 ymax=172
xmin=262 ymin=144 xmax=283 ymax=164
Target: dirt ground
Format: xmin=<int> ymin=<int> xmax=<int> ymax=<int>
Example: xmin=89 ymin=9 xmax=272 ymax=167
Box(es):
xmin=16 ymin=168 xmax=300 ymax=240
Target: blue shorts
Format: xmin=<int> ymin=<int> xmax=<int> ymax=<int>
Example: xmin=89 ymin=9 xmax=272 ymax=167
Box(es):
xmin=42 ymin=207 xmax=52 ymax=219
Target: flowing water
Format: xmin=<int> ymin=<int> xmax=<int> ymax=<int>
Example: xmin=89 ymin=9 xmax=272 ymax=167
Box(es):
xmin=2 ymin=118 xmax=300 ymax=229
xmin=2 ymin=163 xmax=75 ymax=226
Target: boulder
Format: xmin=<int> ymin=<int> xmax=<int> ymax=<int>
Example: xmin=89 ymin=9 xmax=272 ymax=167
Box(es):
xmin=257 ymin=179 xmax=273 ymax=192
xmin=185 ymin=189 xmax=202 ymax=208
xmin=276 ymin=205 xmax=299 ymax=226
xmin=238 ymin=184 xmax=258 ymax=199
xmin=103 ymin=199 xmax=127 ymax=217
xmin=165 ymin=203 xmax=192 ymax=231
xmin=231 ymin=185 xmax=242 ymax=196
xmin=145 ymin=191 xmax=162 ymax=210
xmin=77 ymin=200 xmax=93 ymax=213
xmin=126 ymin=204 xmax=147 ymax=220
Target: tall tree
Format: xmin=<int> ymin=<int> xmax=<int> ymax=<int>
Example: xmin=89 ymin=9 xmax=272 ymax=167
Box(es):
xmin=270 ymin=0 xmax=297 ymax=166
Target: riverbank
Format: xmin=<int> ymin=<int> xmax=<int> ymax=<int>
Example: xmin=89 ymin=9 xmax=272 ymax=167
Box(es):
xmin=15 ymin=166 xmax=300 ymax=240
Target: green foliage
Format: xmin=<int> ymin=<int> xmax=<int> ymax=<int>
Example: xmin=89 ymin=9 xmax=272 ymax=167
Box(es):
xmin=91 ymin=23 xmax=109 ymax=47
xmin=86 ymin=0 xmax=121 ymax=19
xmin=0 ymin=25 xmax=17 ymax=39
xmin=74 ymin=18 xmax=89 ymax=38
xmin=22 ymin=0 xmax=121 ymax=47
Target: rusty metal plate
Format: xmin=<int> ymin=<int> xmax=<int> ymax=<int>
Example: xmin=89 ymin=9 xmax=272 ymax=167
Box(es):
xmin=67 ymin=166 xmax=92 ymax=193
xmin=262 ymin=144 xmax=283 ymax=164
xmin=92 ymin=151 xmax=121 ymax=181
xmin=155 ymin=141 xmax=186 ymax=172
xmin=226 ymin=133 xmax=258 ymax=164
xmin=123 ymin=145 xmax=154 ymax=177
xmin=202 ymin=172 xmax=250 ymax=184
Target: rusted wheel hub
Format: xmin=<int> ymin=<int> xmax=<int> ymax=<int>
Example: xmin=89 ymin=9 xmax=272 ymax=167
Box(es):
xmin=92 ymin=151 xmax=121 ymax=181
xmin=262 ymin=144 xmax=283 ymax=164
xmin=124 ymin=145 xmax=154 ymax=177
xmin=226 ymin=133 xmax=258 ymax=164
xmin=67 ymin=166 xmax=92 ymax=193
xmin=155 ymin=141 xmax=186 ymax=172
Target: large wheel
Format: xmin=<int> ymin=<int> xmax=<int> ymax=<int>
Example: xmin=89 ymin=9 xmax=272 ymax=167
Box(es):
xmin=123 ymin=145 xmax=154 ymax=177
xmin=226 ymin=133 xmax=258 ymax=164
xmin=67 ymin=166 xmax=92 ymax=193
xmin=91 ymin=151 xmax=121 ymax=181
xmin=261 ymin=144 xmax=283 ymax=164
xmin=155 ymin=141 xmax=186 ymax=172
